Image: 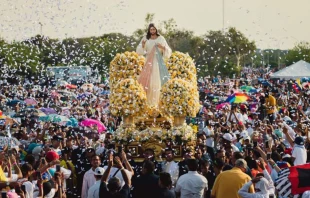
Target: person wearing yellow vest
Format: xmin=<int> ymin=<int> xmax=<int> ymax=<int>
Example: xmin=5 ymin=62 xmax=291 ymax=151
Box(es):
xmin=265 ymin=93 xmax=276 ymax=124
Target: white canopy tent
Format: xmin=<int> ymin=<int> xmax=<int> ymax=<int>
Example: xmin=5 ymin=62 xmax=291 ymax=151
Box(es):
xmin=270 ymin=60 xmax=310 ymax=79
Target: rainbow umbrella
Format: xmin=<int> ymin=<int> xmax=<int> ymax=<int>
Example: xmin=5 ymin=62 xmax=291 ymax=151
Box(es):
xmin=225 ymin=93 xmax=250 ymax=104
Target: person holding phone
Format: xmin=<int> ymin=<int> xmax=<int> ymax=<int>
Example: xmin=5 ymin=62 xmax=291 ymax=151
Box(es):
xmin=100 ymin=153 xmax=131 ymax=198
xmin=18 ymin=163 xmax=34 ymax=198
xmin=103 ymin=150 xmax=134 ymax=188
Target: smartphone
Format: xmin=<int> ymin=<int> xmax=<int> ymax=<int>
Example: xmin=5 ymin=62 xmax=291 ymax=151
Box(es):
xmin=265 ymin=141 xmax=269 ymax=148
xmin=41 ymin=158 xmax=45 ymax=164
xmin=267 ymin=153 xmax=271 ymax=160
xmin=21 ymin=185 xmax=26 ymax=193
xmin=56 ymin=165 xmax=61 ymax=172
xmin=36 ymin=171 xmax=41 ymax=179
xmin=253 ymin=142 xmax=258 ymax=147
xmin=1 ymin=191 xmax=6 ymax=198
xmin=118 ymin=146 xmax=123 ymax=154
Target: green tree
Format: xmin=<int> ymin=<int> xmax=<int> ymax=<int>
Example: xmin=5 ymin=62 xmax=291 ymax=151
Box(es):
xmin=226 ymin=27 xmax=256 ymax=71
xmin=285 ymin=41 xmax=310 ymax=65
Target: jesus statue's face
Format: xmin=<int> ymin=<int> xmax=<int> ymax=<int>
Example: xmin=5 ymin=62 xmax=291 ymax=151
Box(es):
xmin=150 ymin=27 xmax=157 ymax=35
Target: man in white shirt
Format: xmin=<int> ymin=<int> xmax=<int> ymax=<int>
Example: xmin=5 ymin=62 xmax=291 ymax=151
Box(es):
xmin=161 ymin=148 xmax=179 ymax=187
xmin=292 ymin=136 xmax=307 ymax=166
xmin=227 ymin=105 xmax=244 ymax=125
xmin=19 ymin=163 xmax=34 ymax=198
xmin=238 ymin=177 xmax=269 ymax=198
xmin=81 ymin=155 xmax=103 ymax=198
xmin=87 ymin=167 xmax=104 ymax=198
xmin=175 ymin=159 xmax=208 ymax=198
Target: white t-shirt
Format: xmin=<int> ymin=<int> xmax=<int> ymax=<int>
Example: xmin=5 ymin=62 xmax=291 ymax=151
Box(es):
xmin=292 ymin=145 xmax=307 ymax=166
xmin=18 ymin=180 xmax=34 ymax=198
xmin=226 ymin=112 xmax=244 ymax=124
xmin=4 ymin=173 xmax=18 ymax=182
xmin=203 ymin=127 xmax=214 ymax=147
xmin=33 ymin=188 xmax=56 ymax=198
xmin=103 ymin=166 xmax=132 ymax=187
xmin=175 ymin=171 xmax=208 ymax=198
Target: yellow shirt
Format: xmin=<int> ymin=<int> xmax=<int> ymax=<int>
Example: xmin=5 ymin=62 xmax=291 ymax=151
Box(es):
xmin=211 ymin=167 xmax=254 ymax=198
xmin=265 ymin=95 xmax=276 ymax=114
xmin=0 ymin=166 xmax=7 ymax=182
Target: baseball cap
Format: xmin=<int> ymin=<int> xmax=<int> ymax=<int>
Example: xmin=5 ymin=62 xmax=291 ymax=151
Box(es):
xmin=94 ymin=167 xmax=104 ymax=176
xmin=223 ymin=133 xmax=233 ymax=142
xmin=294 ymin=136 xmax=304 ymax=146
xmin=46 ymin=151 xmax=59 ymax=162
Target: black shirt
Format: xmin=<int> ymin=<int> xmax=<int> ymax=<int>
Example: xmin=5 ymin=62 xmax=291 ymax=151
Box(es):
xmin=155 ymin=187 xmax=176 ymax=198
xmin=132 ymin=173 xmax=159 ymax=198
xmin=99 ymin=182 xmax=130 ymax=198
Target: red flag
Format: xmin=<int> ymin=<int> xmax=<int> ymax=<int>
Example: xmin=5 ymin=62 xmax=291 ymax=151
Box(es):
xmin=288 ymin=164 xmax=310 ymax=195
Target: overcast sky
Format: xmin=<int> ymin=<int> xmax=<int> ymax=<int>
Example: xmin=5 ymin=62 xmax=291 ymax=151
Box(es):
xmin=0 ymin=0 xmax=309 ymax=49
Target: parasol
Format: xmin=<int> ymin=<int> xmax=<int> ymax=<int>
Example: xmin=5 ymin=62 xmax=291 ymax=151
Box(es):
xmin=216 ymin=102 xmax=230 ymax=110
xmin=40 ymin=108 xmax=57 ymax=115
xmin=24 ymin=98 xmax=38 ymax=106
xmin=225 ymin=93 xmax=250 ymax=104
xmin=6 ymin=100 xmax=25 ymax=107
xmin=39 ymin=114 xmax=70 ymax=123
xmin=80 ymin=119 xmax=106 ymax=133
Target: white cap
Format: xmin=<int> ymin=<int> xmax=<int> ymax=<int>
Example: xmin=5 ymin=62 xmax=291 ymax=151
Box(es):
xmin=282 ymin=154 xmax=291 ymax=159
xmin=208 ymin=112 xmax=213 ymax=116
xmin=223 ymin=133 xmax=233 ymax=142
xmin=240 ymin=131 xmax=248 ymax=138
xmin=94 ymin=167 xmax=105 ymax=176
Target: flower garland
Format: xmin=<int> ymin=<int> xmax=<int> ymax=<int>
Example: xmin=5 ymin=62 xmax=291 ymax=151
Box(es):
xmin=113 ymin=123 xmax=197 ymax=144
xmin=113 ymin=126 xmax=139 ymax=144
xmin=109 ymin=79 xmax=147 ymax=116
xmin=109 ymin=51 xmax=145 ymax=89
xmin=165 ymin=51 xmax=197 ymax=85
xmin=159 ymin=79 xmax=200 ymax=117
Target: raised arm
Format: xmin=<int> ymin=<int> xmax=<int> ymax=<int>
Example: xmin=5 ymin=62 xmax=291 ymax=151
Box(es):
xmin=115 ymin=156 xmax=131 ymax=187
xmin=102 ymin=152 xmax=113 ymax=183
xmin=120 ymin=151 xmax=134 ymax=176
xmin=283 ymin=127 xmax=294 ymax=148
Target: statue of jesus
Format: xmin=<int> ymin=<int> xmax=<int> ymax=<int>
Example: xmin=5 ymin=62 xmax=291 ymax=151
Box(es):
xmin=136 ymin=23 xmax=172 ymax=107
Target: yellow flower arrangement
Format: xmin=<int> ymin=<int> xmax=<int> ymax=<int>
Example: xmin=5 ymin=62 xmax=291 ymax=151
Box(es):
xmin=113 ymin=126 xmax=139 ymax=143
xmin=109 ymin=51 xmax=145 ymax=89
xmin=109 ymin=78 xmax=147 ymax=116
xmin=165 ymin=51 xmax=197 ymax=85
xmin=114 ymin=124 xmax=196 ymax=144
xmin=146 ymin=105 xmax=161 ymax=118
xmin=170 ymin=123 xmax=197 ymax=142
xmin=159 ymin=79 xmax=200 ymax=117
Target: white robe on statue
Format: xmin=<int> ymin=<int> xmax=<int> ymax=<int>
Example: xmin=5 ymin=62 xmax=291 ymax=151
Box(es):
xmin=136 ymin=35 xmax=172 ymax=106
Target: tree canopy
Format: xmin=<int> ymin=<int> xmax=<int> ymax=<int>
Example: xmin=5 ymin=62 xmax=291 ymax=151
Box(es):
xmin=1 ymin=13 xmax=305 ymax=81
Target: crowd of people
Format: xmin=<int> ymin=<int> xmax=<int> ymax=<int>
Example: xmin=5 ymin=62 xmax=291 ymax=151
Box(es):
xmin=0 ymin=67 xmax=309 ymax=198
